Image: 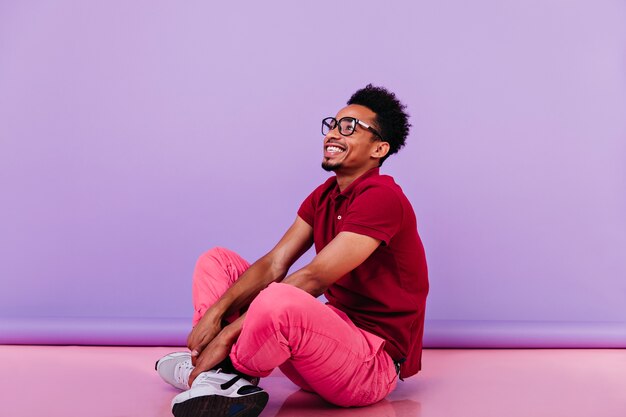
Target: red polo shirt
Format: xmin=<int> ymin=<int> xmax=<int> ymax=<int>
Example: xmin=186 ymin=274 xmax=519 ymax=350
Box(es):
xmin=297 ymin=167 xmax=429 ymax=378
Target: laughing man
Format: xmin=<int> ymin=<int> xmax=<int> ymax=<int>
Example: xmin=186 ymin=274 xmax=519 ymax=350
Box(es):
xmin=156 ymin=84 xmax=429 ymax=417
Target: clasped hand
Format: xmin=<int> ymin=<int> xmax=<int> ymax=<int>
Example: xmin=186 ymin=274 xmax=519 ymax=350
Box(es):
xmin=186 ymin=314 xmax=235 ymax=386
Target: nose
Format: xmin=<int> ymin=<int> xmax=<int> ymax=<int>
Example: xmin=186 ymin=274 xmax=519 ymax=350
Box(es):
xmin=324 ymin=126 xmax=341 ymax=141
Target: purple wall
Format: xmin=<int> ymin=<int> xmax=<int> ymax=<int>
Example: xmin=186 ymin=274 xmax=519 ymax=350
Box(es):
xmin=1 ymin=1 xmax=625 ymax=346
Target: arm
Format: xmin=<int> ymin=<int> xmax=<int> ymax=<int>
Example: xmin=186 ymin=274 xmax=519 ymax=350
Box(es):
xmin=283 ymin=231 xmax=382 ymax=296
xmin=209 ymin=217 xmax=313 ymax=320
xmin=187 ymin=216 xmax=313 ymax=360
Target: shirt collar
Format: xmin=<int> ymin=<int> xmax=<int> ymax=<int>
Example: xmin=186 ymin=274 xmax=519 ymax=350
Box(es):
xmin=332 ymin=167 xmax=380 ymax=200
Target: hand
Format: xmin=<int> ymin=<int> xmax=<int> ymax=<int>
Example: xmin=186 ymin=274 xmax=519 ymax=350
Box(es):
xmin=188 ymin=329 xmax=235 ymax=386
xmin=186 ymin=312 xmax=222 ymax=365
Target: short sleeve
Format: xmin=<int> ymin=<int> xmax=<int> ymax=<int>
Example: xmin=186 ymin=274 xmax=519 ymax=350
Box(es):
xmin=340 ymin=184 xmax=403 ymax=245
xmin=297 ymin=190 xmax=316 ymax=227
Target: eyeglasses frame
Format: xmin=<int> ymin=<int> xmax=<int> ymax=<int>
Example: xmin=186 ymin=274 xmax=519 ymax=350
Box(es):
xmin=321 ymin=117 xmax=385 ymax=142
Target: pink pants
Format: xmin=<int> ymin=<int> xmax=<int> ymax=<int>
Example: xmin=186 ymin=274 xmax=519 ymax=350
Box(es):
xmin=191 ymin=247 xmax=398 ymax=407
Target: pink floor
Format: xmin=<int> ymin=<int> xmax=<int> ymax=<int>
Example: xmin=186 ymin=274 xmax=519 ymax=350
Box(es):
xmin=2 ymin=346 xmax=625 ymax=417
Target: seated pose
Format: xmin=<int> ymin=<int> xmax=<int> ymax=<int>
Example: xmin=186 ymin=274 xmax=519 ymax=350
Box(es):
xmin=156 ymin=85 xmax=429 ymax=417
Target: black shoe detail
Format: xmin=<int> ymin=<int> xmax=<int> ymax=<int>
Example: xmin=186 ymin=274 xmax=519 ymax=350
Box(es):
xmin=213 ymin=357 xmax=259 ymax=386
xmin=220 ymin=375 xmax=242 ymax=390
xmin=172 ymin=391 xmax=269 ymax=417
xmin=237 ymin=386 xmax=263 ymax=395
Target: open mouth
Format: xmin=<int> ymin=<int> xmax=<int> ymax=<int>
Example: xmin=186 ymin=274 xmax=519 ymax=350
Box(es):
xmin=325 ymin=143 xmax=346 ymax=156
xmin=326 ymin=145 xmax=344 ymax=153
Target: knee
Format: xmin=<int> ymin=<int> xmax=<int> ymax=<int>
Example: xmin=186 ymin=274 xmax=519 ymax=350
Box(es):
xmin=198 ymin=246 xmax=228 ymax=262
xmin=248 ymin=283 xmax=314 ymax=327
xmin=194 ymin=247 xmax=219 ymax=276
xmin=195 ymin=246 xmax=237 ymax=271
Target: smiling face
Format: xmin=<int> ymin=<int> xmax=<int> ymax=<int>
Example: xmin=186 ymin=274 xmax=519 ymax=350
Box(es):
xmin=321 ymin=104 xmax=389 ymax=175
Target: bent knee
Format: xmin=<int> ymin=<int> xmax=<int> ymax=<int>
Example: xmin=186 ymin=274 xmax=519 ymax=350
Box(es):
xmin=249 ymin=283 xmax=317 ymax=324
xmin=198 ymin=246 xmax=230 ymax=261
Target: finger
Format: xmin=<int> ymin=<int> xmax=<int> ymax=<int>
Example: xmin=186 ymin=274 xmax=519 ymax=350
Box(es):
xmin=189 ymin=338 xmax=207 ymax=360
xmin=189 ymin=368 xmax=199 ymax=386
xmin=194 ymin=351 xmax=213 ymax=373
xmin=186 ymin=334 xmax=196 ymax=351
xmin=188 ymin=359 xmax=208 ymax=386
xmin=195 ymin=347 xmax=221 ymax=375
xmin=190 ymin=348 xmax=200 ymax=366
xmin=191 ymin=334 xmax=207 ymax=351
xmin=188 ymin=334 xmax=205 ymax=355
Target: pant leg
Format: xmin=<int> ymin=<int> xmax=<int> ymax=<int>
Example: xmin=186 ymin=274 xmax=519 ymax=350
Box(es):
xmin=191 ymin=247 xmax=250 ymax=326
xmin=229 ymin=283 xmax=398 ymax=407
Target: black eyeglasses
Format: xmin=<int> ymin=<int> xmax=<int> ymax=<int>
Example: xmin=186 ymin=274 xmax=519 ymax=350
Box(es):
xmin=321 ymin=117 xmax=384 ymax=141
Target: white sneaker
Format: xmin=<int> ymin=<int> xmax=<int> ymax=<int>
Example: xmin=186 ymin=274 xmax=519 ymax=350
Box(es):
xmin=171 ymin=369 xmax=268 ymax=417
xmin=155 ymin=352 xmax=194 ymax=390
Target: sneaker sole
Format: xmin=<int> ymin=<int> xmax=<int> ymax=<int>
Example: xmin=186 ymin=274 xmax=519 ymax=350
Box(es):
xmin=172 ymin=391 xmax=269 ymax=417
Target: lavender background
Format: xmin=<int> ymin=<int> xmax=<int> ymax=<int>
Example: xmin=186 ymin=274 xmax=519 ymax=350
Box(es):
xmin=1 ymin=1 xmax=625 ymax=346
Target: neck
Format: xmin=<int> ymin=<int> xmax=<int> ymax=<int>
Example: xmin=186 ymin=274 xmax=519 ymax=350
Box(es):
xmin=335 ymin=165 xmax=378 ymax=192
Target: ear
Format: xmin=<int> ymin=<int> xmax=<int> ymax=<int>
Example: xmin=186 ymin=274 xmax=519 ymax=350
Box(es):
xmin=371 ymin=141 xmax=390 ymax=161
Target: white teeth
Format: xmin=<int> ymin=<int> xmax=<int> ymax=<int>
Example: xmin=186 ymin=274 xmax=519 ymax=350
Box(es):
xmin=326 ymin=146 xmax=344 ymax=153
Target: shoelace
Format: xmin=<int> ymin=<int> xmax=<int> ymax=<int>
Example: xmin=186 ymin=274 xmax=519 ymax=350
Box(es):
xmin=175 ymin=360 xmax=195 ymax=386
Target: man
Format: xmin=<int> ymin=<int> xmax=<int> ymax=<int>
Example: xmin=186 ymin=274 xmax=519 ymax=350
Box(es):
xmin=156 ymin=85 xmax=429 ymax=417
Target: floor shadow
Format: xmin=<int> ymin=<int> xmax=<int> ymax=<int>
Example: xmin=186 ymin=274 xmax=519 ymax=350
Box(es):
xmin=271 ymin=389 xmax=421 ymax=417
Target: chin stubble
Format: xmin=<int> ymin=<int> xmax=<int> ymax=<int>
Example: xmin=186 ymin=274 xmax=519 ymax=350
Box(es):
xmin=321 ymin=161 xmax=340 ymax=172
